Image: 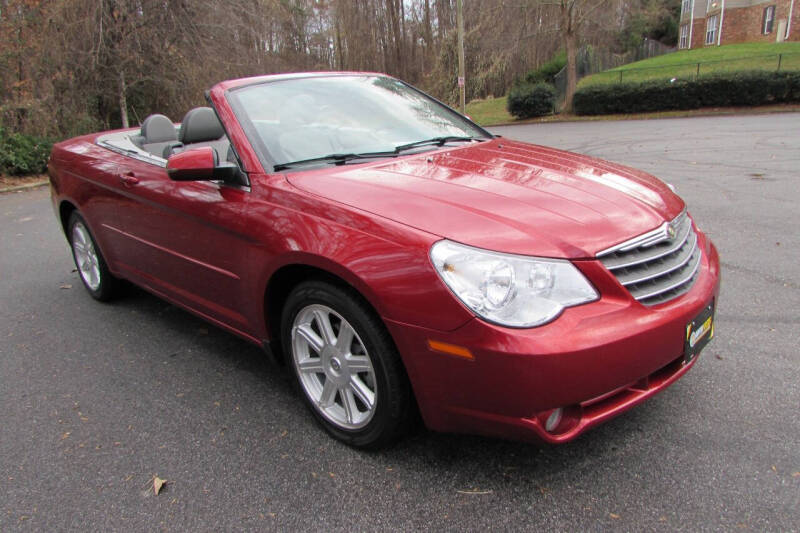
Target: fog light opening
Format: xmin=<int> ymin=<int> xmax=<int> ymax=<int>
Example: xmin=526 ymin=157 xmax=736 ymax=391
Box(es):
xmin=545 ymin=408 xmax=563 ymax=433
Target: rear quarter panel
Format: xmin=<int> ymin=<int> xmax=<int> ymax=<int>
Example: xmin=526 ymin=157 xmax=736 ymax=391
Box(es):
xmin=48 ymin=133 xmax=137 ymax=271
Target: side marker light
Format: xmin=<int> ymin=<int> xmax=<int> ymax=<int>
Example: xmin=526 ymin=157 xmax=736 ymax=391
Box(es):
xmin=427 ymin=340 xmax=475 ymax=361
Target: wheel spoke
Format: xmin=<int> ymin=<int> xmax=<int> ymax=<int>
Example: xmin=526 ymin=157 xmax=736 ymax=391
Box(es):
xmin=349 ymin=376 xmax=375 ymax=410
xmin=297 ymin=357 xmax=324 ymax=374
xmin=319 ymin=378 xmax=337 ymax=407
xmin=295 ymin=324 xmax=325 ymax=353
xmin=74 ymin=228 xmax=86 ymax=247
xmin=347 ymin=355 xmax=371 ymax=372
xmin=341 ymin=386 xmax=358 ymax=424
xmin=335 ymin=322 xmax=355 ymax=352
xmin=313 ymin=309 xmax=337 ymax=345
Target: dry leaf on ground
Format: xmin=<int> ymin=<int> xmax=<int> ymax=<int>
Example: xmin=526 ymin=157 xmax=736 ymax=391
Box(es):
xmin=153 ymin=476 xmax=167 ymax=495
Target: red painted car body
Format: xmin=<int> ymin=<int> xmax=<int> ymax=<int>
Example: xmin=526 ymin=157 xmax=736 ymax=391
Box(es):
xmin=48 ymin=73 xmax=720 ymax=444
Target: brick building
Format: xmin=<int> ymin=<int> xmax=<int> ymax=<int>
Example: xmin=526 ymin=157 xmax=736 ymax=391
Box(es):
xmin=679 ymin=0 xmax=800 ymax=48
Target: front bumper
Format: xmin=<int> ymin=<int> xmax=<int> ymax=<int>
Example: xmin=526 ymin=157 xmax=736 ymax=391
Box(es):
xmin=386 ymin=234 xmax=720 ymax=444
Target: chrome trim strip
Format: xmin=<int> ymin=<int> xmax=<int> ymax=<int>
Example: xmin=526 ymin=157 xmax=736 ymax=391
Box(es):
xmin=597 ymin=210 xmax=688 ymax=258
xmin=96 ymin=132 xmax=168 ymax=168
xmin=602 ymin=220 xmax=692 ymax=271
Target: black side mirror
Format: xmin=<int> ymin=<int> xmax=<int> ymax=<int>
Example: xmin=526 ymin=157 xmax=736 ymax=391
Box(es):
xmin=212 ymin=162 xmax=245 ymax=183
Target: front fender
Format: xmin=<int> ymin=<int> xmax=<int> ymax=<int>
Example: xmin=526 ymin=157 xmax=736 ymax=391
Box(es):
xmin=243 ymin=175 xmax=475 ymax=338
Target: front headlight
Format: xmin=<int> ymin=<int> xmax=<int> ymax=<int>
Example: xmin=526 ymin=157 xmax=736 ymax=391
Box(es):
xmin=430 ymin=240 xmax=598 ymax=328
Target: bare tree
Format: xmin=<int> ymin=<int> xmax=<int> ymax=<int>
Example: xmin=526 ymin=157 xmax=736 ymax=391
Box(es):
xmin=2 ymin=0 xmax=653 ymax=140
xmin=555 ymin=0 xmax=612 ymax=111
xmin=0 ymin=0 xmax=49 ymax=133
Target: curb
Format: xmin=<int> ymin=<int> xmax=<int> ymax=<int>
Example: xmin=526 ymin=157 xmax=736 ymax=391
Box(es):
xmin=0 ymin=180 xmax=49 ymax=194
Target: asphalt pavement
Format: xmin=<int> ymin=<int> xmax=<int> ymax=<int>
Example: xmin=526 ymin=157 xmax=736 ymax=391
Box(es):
xmin=2 ymin=113 xmax=798 ymax=531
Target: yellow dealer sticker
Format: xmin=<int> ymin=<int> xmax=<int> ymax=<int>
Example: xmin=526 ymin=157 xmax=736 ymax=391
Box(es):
xmin=685 ymin=301 xmax=715 ymax=363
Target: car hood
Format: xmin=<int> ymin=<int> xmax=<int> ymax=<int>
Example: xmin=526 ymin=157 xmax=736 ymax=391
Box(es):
xmin=286 ymin=138 xmax=685 ymax=258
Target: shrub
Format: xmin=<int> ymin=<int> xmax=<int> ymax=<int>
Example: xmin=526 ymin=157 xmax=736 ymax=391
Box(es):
xmin=573 ymin=71 xmax=800 ymax=115
xmin=0 ymin=126 xmax=53 ymax=175
xmin=507 ymin=83 xmax=557 ymax=119
xmin=525 ymin=51 xmax=567 ymax=85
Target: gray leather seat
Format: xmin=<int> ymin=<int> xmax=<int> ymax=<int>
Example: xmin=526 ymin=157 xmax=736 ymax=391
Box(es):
xmin=138 ymin=114 xmax=179 ymax=157
xmin=178 ymin=107 xmax=229 ymax=157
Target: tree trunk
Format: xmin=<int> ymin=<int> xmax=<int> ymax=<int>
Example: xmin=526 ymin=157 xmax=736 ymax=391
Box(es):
xmin=335 ymin=16 xmax=345 ymax=70
xmin=119 ymin=70 xmax=129 ymax=129
xmin=423 ymin=0 xmax=433 ymax=47
xmin=386 ymin=0 xmax=403 ymax=77
xmin=562 ymin=3 xmax=578 ymax=113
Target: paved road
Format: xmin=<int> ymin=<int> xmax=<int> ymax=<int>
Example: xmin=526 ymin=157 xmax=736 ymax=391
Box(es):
xmin=2 ymin=113 xmax=798 ymax=531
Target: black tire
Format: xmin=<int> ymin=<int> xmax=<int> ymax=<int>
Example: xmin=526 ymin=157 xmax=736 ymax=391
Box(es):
xmin=67 ymin=212 xmax=121 ymax=301
xmin=281 ymin=280 xmax=412 ymax=449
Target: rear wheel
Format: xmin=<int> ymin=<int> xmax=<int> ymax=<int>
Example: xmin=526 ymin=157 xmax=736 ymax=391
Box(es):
xmin=68 ymin=212 xmax=120 ymax=301
xmin=281 ymin=281 xmax=411 ymax=449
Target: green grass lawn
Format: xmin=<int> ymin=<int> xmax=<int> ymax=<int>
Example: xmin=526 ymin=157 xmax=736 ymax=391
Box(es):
xmin=464 ymin=96 xmax=513 ymax=126
xmin=580 ymin=42 xmax=800 ymax=87
xmin=465 ymin=42 xmax=800 ymax=124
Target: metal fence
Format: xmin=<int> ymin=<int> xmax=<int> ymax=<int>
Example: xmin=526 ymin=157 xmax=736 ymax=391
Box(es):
xmin=553 ymin=39 xmax=676 ymax=103
xmin=582 ymin=52 xmax=800 ymax=86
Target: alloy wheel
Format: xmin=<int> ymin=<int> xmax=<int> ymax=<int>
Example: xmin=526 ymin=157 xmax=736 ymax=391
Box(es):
xmin=291 ymin=304 xmax=378 ymax=430
xmin=71 ymin=221 xmax=101 ymax=291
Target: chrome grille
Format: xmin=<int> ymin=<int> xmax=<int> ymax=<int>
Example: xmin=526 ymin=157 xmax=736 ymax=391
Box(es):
xmin=597 ymin=212 xmax=701 ymax=306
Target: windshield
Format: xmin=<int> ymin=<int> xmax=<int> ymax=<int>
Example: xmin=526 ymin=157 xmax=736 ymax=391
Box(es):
xmin=229 ymin=75 xmax=490 ymax=169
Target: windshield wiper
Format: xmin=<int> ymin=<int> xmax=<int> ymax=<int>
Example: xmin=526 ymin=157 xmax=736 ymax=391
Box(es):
xmin=393 ymin=136 xmax=481 ymax=153
xmin=273 ymin=151 xmax=398 ymax=171
xmin=273 ymin=137 xmax=484 ymax=171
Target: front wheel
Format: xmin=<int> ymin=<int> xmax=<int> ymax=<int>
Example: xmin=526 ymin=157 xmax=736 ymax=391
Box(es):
xmin=281 ymin=281 xmax=412 ymax=449
xmin=68 ymin=212 xmax=120 ymax=301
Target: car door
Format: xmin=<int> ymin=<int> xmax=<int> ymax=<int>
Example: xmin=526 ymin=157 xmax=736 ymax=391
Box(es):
xmin=103 ymin=155 xmax=254 ymax=336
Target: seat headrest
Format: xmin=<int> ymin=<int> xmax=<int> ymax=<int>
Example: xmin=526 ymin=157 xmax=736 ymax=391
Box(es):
xmin=140 ymin=114 xmax=177 ymax=143
xmin=179 ymin=107 xmax=225 ymax=144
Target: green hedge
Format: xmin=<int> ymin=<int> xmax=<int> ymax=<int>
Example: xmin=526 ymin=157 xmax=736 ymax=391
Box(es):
xmin=573 ymin=71 xmax=800 ymax=115
xmin=507 ymin=82 xmax=557 ymax=119
xmin=524 ymin=51 xmax=566 ymax=85
xmin=0 ymin=127 xmax=53 ymax=175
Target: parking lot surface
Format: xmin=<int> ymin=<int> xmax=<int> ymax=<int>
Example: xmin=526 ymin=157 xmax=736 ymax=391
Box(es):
xmin=1 ymin=113 xmax=798 ymax=530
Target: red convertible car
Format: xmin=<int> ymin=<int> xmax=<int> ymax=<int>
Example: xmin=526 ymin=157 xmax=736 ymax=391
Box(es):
xmin=48 ymin=72 xmax=720 ymax=448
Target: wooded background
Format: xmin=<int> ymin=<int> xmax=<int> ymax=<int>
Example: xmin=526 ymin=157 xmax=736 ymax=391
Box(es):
xmin=0 ymin=0 xmax=678 ymax=139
